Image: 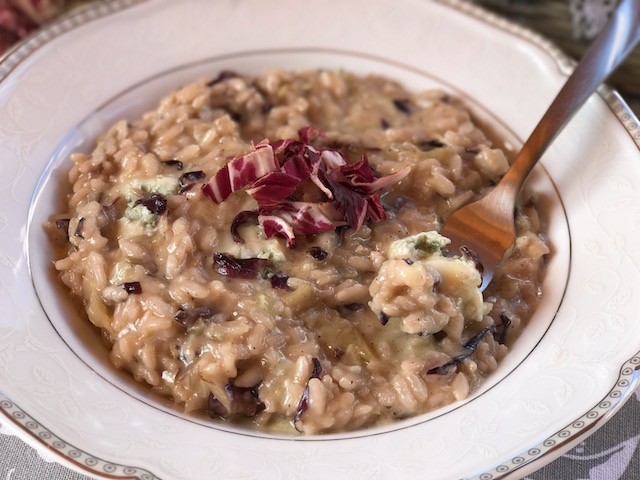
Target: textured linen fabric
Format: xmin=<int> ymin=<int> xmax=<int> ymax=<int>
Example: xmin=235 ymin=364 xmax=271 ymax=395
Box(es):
xmin=569 ymin=0 xmax=618 ymax=39
xmin=531 ymin=390 xmax=640 ymax=479
xmin=0 ymin=422 xmax=91 ymax=480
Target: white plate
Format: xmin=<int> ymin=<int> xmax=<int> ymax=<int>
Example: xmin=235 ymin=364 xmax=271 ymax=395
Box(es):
xmin=1 ymin=1 xmax=640 ymax=479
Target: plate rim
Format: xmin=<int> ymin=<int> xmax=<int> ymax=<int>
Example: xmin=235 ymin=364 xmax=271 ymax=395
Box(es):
xmin=1 ymin=1 xmax=639 ymax=479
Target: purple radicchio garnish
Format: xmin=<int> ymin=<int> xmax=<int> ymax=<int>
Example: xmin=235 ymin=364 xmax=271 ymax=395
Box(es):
xmin=427 ymin=326 xmax=496 ymax=375
xmin=212 ymin=253 xmax=273 ymax=279
xmin=207 ymin=381 xmax=264 ymax=419
xmin=206 ymin=70 xmax=240 ymax=87
xmin=418 ymin=139 xmax=446 ymax=151
xmin=55 ymin=218 xmax=71 ymax=240
xmin=307 ymin=246 xmax=328 ymax=261
xmin=74 ymin=218 xmax=85 ymax=238
xmin=337 ymin=303 xmax=366 ymax=317
xmin=202 ymin=129 xmax=410 ymax=248
xmin=460 ymin=245 xmax=484 ymax=276
xmin=497 ymin=312 xmax=512 ymax=345
xmin=293 ymin=358 xmax=322 ymax=431
xmin=101 ymin=200 xmax=118 ymax=224
xmin=202 ymin=143 xmax=279 ymax=203
xmin=230 ymin=210 xmax=259 ymax=244
xmin=122 ymin=282 xmax=142 ymax=294
xmin=392 ymin=98 xmax=412 ymax=114
xmin=135 ymin=193 xmax=168 ymax=215
xmin=270 ymin=272 xmax=290 ymax=290
xmin=162 ymin=159 xmax=184 ymax=170
xmin=174 ymin=306 xmax=215 ymax=326
xmin=178 ymin=170 xmax=206 ymax=192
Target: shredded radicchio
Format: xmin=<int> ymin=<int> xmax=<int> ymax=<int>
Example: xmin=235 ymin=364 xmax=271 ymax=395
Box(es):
xmin=122 ymin=282 xmax=142 ymax=294
xmin=460 ymin=245 xmax=484 ymax=275
xmin=497 ymin=312 xmax=512 ymax=345
xmin=174 ymin=306 xmax=215 ymax=326
xmin=213 ymin=253 xmax=273 ymax=279
xmin=418 ymin=139 xmax=446 ymax=151
xmin=307 ymin=246 xmax=328 ymax=260
xmin=427 ymin=326 xmax=496 ymax=375
xmin=74 ymin=218 xmax=85 ymax=238
xmin=230 ymin=210 xmax=260 ymax=244
xmin=207 ymin=390 xmax=230 ymax=418
xmin=202 ymin=143 xmax=279 ymax=203
xmin=202 ymin=129 xmax=411 ymax=247
xmin=55 ymin=219 xmax=71 ymax=240
xmin=179 ymin=170 xmax=206 ymax=192
xmin=101 ymin=200 xmax=118 ymax=223
xmin=270 ymin=272 xmax=290 ymax=290
xmin=392 ymin=98 xmax=412 ymax=114
xmin=338 ymin=303 xmax=366 ymax=316
xmin=207 ymin=382 xmax=264 ymax=419
xmin=293 ymin=358 xmax=322 ymax=430
xmin=135 ymin=193 xmax=168 ymax=215
xmin=206 ymin=70 xmax=240 ymax=87
xmin=342 ymin=303 xmax=365 ymax=312
xmin=162 ymin=159 xmax=184 ymax=170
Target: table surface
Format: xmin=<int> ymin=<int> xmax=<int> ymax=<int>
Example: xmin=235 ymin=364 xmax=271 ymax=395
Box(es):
xmin=1 ymin=1 xmax=640 ymax=479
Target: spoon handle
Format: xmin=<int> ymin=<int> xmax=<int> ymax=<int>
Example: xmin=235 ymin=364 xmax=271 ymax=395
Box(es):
xmin=500 ymin=0 xmax=640 ymax=192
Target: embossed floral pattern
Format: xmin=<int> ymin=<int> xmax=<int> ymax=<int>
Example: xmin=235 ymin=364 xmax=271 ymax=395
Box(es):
xmin=3 ymin=389 xmax=640 ymax=479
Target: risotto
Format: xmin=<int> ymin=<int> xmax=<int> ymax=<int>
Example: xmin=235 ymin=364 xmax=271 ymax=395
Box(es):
xmin=45 ymin=69 xmax=549 ymax=434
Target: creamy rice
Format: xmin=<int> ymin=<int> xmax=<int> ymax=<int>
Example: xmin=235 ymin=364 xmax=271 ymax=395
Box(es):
xmin=46 ymin=69 xmax=549 ymax=434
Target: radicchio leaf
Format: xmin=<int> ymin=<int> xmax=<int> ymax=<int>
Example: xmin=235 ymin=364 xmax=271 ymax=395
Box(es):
xmin=203 ymin=143 xmax=278 ymax=203
xmin=427 ymin=326 xmax=496 ymax=375
xmin=230 ymin=210 xmax=259 ymax=244
xmin=122 ymin=282 xmax=142 ymax=294
xmin=496 ymin=312 xmax=512 ymax=345
xmin=460 ymin=245 xmax=484 ymax=275
xmin=293 ymin=358 xmax=322 ymax=430
xmin=328 ymin=157 xmax=411 ymax=195
xmin=179 ymin=170 xmax=206 ymax=192
xmin=307 ymin=246 xmax=328 ymax=260
xmin=326 ymin=179 xmax=368 ymax=230
xmin=270 ymin=272 xmax=290 ymax=290
xmin=55 ymin=219 xmax=71 ymax=240
xmin=207 ymin=382 xmax=265 ymax=419
xmin=418 ymin=139 xmax=446 ymax=151
xmin=207 ymin=391 xmax=229 ymax=418
xmin=206 ymin=70 xmax=239 ymax=87
xmin=101 ymin=200 xmax=118 ymax=223
xmin=135 ymin=193 xmax=168 ymax=215
xmin=202 ymin=128 xmax=410 ymax=246
xmin=281 ymin=146 xmax=315 ymax=179
xmin=298 ymin=126 xmax=323 ymax=144
xmin=338 ymin=303 xmax=366 ymax=316
xmin=393 ymin=98 xmax=412 ymax=113
xmin=258 ymin=213 xmax=297 ymax=248
xmin=245 ymin=171 xmax=300 ymax=207
xmin=74 ymin=218 xmax=85 ymax=238
xmin=162 ymin=159 xmax=184 ymax=170
xmin=343 ymin=303 xmax=365 ymax=311
xmin=174 ymin=306 xmax=215 ymax=326
xmin=367 ymin=195 xmax=387 ymax=222
xmin=266 ymin=202 xmax=338 ymax=236
xmin=213 ymin=253 xmax=273 ymax=279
